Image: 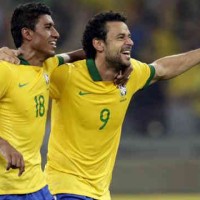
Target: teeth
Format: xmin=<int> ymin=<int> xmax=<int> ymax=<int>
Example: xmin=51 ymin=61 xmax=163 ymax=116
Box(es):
xmin=122 ymin=51 xmax=130 ymax=55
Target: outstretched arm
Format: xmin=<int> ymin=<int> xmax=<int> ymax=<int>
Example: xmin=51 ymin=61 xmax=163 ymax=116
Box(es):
xmin=151 ymin=48 xmax=200 ymax=84
xmin=0 ymin=137 xmax=25 ymax=176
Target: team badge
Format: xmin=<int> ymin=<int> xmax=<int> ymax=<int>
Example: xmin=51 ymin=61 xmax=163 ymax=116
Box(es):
xmin=119 ymin=85 xmax=127 ymax=96
xmin=44 ymin=73 xmax=49 ymax=84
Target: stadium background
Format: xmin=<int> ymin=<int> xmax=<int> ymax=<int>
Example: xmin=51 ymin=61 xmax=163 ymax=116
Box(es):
xmin=1 ymin=0 xmax=200 ymax=199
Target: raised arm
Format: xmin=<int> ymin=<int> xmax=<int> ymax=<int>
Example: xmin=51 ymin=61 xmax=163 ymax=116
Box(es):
xmin=151 ymin=48 xmax=200 ymax=84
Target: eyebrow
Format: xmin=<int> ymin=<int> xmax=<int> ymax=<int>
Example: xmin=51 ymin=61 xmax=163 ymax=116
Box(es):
xmin=116 ymin=33 xmax=131 ymax=37
xmin=44 ymin=22 xmax=55 ymax=27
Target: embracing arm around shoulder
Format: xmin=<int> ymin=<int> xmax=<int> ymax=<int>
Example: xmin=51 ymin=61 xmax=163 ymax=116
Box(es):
xmin=57 ymin=49 xmax=86 ymax=63
xmin=0 ymin=47 xmax=86 ymax=64
xmin=0 ymin=47 xmax=21 ymax=64
xmin=150 ymin=48 xmax=200 ymax=84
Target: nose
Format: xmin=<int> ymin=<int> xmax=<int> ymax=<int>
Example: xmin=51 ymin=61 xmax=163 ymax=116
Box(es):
xmin=126 ymin=37 xmax=134 ymax=46
xmin=52 ymin=27 xmax=60 ymax=39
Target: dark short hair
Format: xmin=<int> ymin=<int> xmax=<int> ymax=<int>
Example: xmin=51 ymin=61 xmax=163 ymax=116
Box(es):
xmin=82 ymin=11 xmax=127 ymax=59
xmin=11 ymin=2 xmax=52 ymax=48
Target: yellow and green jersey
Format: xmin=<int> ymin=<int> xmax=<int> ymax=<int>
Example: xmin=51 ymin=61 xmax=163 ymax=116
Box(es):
xmin=0 ymin=56 xmax=64 ymax=194
xmin=46 ymin=58 xmax=155 ymax=199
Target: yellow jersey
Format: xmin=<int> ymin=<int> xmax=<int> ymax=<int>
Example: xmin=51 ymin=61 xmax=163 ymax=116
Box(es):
xmin=46 ymin=58 xmax=155 ymax=199
xmin=0 ymin=56 xmax=64 ymax=194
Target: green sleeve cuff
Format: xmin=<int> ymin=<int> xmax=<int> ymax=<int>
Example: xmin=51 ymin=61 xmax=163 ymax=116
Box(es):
xmin=57 ymin=56 xmax=65 ymax=66
xmin=143 ymin=64 xmax=155 ymax=88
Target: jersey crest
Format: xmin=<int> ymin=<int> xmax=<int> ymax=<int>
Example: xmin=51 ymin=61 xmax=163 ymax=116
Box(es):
xmin=44 ymin=73 xmax=49 ymax=84
xmin=118 ymin=85 xmax=127 ymax=96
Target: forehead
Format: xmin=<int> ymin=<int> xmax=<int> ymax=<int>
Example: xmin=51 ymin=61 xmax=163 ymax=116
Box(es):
xmin=36 ymin=14 xmax=54 ymax=26
xmin=106 ymin=21 xmax=130 ymax=36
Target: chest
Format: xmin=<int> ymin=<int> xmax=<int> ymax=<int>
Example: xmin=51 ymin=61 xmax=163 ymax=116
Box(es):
xmin=64 ymin=78 xmax=132 ymax=131
xmin=1 ymin=68 xmax=50 ymax=119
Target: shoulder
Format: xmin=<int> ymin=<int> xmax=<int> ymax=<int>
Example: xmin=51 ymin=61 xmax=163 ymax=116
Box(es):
xmin=130 ymin=58 xmax=149 ymax=68
xmin=0 ymin=62 xmax=16 ymax=95
xmin=51 ymin=60 xmax=87 ymax=83
xmin=55 ymin=59 xmax=87 ymax=70
xmin=73 ymin=59 xmax=87 ymax=65
xmin=130 ymin=58 xmax=155 ymax=72
xmin=0 ymin=61 xmax=16 ymax=74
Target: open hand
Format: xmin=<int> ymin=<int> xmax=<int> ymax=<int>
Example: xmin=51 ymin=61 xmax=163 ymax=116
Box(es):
xmin=114 ymin=65 xmax=133 ymax=86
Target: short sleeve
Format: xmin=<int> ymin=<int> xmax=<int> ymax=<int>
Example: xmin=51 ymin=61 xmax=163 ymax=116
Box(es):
xmin=50 ymin=63 xmax=72 ymax=99
xmin=143 ymin=64 xmax=155 ymax=88
xmin=0 ymin=62 xmax=12 ymax=98
xmin=129 ymin=59 xmax=155 ymax=91
xmin=43 ymin=56 xmax=65 ymax=77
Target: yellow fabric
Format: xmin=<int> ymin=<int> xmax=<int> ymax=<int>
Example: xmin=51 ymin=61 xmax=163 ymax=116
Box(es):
xmin=0 ymin=56 xmax=59 ymax=194
xmin=46 ymin=58 xmax=153 ymax=199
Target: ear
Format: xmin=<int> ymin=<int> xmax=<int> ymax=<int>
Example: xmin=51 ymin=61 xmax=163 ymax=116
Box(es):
xmin=92 ymin=38 xmax=104 ymax=52
xmin=21 ymin=28 xmax=33 ymax=41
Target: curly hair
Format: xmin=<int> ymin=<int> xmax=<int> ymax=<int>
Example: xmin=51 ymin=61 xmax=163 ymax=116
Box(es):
xmin=11 ymin=2 xmax=52 ymax=48
xmin=82 ymin=11 xmax=127 ymax=59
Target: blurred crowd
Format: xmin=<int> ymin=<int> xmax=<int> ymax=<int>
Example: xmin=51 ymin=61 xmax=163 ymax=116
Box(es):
xmin=1 ymin=0 xmax=200 ymax=137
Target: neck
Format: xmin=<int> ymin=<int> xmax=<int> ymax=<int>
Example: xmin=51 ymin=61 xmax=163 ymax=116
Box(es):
xmin=95 ymin=57 xmax=118 ymax=81
xmin=19 ymin=46 xmax=47 ymax=67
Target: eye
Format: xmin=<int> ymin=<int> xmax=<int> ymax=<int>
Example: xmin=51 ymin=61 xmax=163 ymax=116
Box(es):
xmin=117 ymin=35 xmax=125 ymax=40
xmin=45 ymin=23 xmax=54 ymax=30
xmin=45 ymin=26 xmax=51 ymax=30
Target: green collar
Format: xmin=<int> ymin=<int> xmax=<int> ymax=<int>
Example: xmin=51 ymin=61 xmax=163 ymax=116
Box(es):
xmin=86 ymin=59 xmax=102 ymax=81
xmin=18 ymin=55 xmax=30 ymax=65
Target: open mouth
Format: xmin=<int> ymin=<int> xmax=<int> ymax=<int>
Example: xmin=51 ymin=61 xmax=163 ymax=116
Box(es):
xmin=49 ymin=41 xmax=57 ymax=48
xmin=121 ymin=50 xmax=131 ymax=59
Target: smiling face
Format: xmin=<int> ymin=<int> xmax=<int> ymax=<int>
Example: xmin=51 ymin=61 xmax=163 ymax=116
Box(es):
xmin=28 ymin=14 xmax=59 ymax=59
xmin=103 ymin=21 xmax=133 ymax=71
